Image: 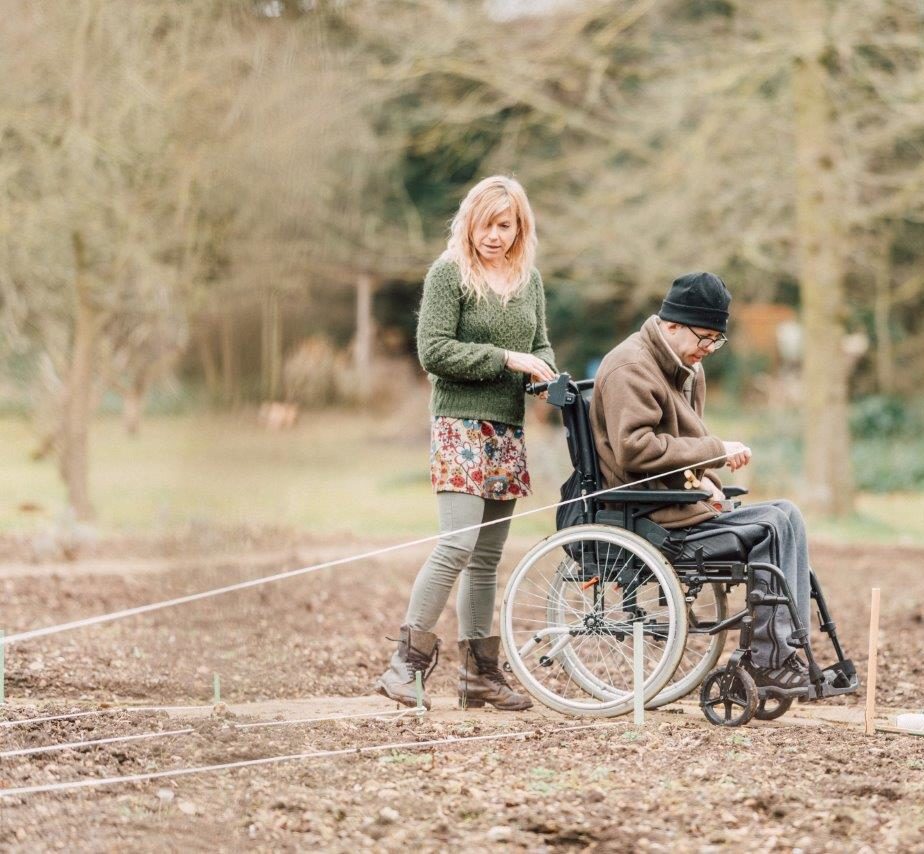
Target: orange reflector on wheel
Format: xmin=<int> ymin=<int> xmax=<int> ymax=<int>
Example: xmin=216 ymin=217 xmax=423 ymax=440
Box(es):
xmin=581 ymin=576 xmax=599 ymax=590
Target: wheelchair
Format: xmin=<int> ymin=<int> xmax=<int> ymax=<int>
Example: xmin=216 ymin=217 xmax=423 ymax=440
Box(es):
xmin=499 ymin=374 xmax=859 ymax=726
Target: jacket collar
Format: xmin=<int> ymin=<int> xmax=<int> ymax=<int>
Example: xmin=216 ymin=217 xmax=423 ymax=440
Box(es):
xmin=640 ymin=315 xmax=697 ymax=391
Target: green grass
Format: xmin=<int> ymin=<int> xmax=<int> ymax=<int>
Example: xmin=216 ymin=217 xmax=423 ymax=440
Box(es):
xmin=0 ymin=408 xmax=561 ymax=538
xmin=2 ymin=406 xmax=923 ymax=545
xmin=707 ymin=403 xmax=924 ymax=545
xmin=810 ymin=493 xmax=924 ymax=546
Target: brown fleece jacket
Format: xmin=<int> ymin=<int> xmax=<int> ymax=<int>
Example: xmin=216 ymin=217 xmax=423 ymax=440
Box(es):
xmin=589 ymin=315 xmax=727 ymax=528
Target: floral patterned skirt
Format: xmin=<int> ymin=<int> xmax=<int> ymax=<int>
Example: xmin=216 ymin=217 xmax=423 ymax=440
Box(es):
xmin=430 ymin=417 xmax=531 ymax=501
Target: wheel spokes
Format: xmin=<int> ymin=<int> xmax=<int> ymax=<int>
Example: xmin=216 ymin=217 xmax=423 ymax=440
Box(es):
xmin=502 ymin=527 xmax=686 ymax=715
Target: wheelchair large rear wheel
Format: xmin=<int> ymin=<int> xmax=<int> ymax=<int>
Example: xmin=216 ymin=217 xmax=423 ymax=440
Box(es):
xmin=647 ymin=581 xmax=727 ymax=708
xmin=501 ymin=525 xmax=687 ymax=717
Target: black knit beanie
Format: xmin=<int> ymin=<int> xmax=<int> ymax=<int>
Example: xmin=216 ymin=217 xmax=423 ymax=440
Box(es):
xmin=658 ymin=272 xmax=731 ymax=333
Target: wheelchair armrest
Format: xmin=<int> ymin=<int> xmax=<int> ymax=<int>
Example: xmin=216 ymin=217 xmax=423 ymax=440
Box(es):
xmin=723 ymin=486 xmax=748 ymax=498
xmin=598 ymin=489 xmax=712 ymax=506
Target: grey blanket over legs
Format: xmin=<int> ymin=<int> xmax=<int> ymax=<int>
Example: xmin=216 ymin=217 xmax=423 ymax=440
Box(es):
xmin=684 ymin=499 xmax=812 ymax=669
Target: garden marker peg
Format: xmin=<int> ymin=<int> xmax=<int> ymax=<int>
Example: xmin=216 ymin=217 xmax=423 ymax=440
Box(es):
xmin=414 ymin=671 xmax=424 ymax=715
xmin=213 ymin=673 xmax=221 ymax=705
xmin=633 ymin=621 xmax=644 ymax=726
xmin=865 ymin=588 xmax=880 ymax=736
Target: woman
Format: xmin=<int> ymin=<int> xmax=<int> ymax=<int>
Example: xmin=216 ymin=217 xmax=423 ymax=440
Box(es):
xmin=374 ymin=175 xmax=557 ymax=712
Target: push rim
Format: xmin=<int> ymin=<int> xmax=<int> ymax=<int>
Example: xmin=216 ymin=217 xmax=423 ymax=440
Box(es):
xmin=501 ymin=525 xmax=687 ymax=717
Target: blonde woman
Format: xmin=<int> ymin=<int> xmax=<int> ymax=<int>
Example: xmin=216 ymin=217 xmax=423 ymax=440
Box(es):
xmin=374 ymin=176 xmax=557 ymax=711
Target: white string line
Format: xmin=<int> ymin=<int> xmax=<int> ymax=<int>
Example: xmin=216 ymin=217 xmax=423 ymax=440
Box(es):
xmin=0 ymin=704 xmax=410 ymax=730
xmin=2 ymin=455 xmax=727 ymax=647
xmin=1 ymin=709 xmax=129 ymax=728
xmin=0 ymin=708 xmax=415 ymax=759
xmin=0 ymin=720 xmax=628 ymax=799
xmin=0 ymin=728 xmax=193 ymax=759
xmin=234 ymin=708 xmax=415 ymax=730
xmin=0 ymin=704 xmax=206 ymax=729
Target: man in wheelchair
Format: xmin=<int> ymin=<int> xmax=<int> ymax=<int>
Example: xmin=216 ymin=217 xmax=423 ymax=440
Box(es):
xmin=588 ymin=272 xmax=852 ymax=701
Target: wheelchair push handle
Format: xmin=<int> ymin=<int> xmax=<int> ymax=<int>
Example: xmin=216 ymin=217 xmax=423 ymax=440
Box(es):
xmin=526 ymin=372 xmax=595 ymax=407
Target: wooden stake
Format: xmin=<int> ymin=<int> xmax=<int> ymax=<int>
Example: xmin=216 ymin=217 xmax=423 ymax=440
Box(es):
xmin=633 ymin=621 xmax=644 ymax=726
xmin=213 ymin=672 xmax=221 ymax=705
xmin=0 ymin=630 xmax=5 ymax=705
xmin=865 ymin=588 xmax=881 ymax=736
xmin=415 ymin=671 xmax=425 ymax=716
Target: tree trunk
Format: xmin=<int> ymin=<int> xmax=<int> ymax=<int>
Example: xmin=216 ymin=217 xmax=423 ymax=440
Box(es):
xmin=355 ymin=273 xmax=374 ymax=401
xmin=262 ymin=289 xmax=282 ymax=401
xmin=791 ymin=0 xmax=854 ymax=516
xmin=122 ymin=383 xmax=144 ymax=436
xmin=59 ymin=231 xmax=98 ymax=521
xmin=219 ymin=310 xmax=237 ymax=406
xmin=197 ymin=323 xmax=220 ymax=400
xmin=873 ymin=241 xmax=894 ymax=395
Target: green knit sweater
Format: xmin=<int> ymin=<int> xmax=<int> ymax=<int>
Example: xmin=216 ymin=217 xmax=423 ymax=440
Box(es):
xmin=416 ymin=258 xmax=557 ymax=427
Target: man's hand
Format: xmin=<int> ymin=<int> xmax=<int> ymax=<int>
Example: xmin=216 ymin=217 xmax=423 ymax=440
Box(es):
xmin=505 ymin=351 xmax=556 ymax=383
xmin=705 ymin=479 xmax=724 ymax=502
xmin=722 ymin=441 xmax=752 ymax=472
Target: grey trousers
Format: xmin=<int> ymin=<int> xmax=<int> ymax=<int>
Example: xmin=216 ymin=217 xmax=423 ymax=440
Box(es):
xmin=693 ymin=500 xmax=812 ymax=669
xmin=405 ymin=492 xmax=515 ymax=640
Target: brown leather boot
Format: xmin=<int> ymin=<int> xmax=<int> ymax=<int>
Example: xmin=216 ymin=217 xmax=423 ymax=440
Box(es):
xmin=458 ymin=636 xmax=532 ymax=711
xmin=374 ymin=625 xmax=440 ymax=710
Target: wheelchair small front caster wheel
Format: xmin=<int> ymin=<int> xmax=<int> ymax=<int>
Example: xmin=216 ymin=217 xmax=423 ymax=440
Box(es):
xmin=700 ymin=666 xmax=758 ymax=727
xmin=754 ymin=695 xmax=793 ymax=721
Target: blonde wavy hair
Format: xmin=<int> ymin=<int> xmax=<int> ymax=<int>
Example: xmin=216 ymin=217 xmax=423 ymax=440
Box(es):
xmin=440 ymin=175 xmax=537 ymax=302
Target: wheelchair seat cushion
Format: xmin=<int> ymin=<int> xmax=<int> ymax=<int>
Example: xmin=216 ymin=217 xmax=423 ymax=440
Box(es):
xmin=664 ymin=522 xmax=767 ymax=564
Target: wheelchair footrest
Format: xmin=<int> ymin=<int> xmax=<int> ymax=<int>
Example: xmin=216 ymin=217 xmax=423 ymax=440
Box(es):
xmin=819 ymin=661 xmax=859 ymax=696
xmin=800 ymin=661 xmax=860 ymax=701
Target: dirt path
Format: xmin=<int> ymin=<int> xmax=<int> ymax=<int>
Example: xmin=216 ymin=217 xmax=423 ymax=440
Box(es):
xmin=3 ymin=692 xmax=918 ymax=732
xmin=2 ymin=535 xmax=923 ymax=851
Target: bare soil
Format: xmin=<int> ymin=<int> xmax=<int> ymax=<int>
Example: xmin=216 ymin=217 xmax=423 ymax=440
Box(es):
xmin=1 ymin=532 xmax=923 ymax=852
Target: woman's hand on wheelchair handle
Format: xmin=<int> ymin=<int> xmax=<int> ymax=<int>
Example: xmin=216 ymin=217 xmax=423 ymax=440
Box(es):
xmin=505 ymin=351 xmax=556 ymax=383
xmin=722 ymin=441 xmax=752 ymax=472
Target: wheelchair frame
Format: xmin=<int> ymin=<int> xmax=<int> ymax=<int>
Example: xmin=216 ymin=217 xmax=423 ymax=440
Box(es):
xmin=501 ymin=373 xmax=858 ymax=726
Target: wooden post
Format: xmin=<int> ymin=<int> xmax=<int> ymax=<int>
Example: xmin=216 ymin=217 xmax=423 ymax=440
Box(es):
xmin=355 ymin=274 xmax=373 ymax=402
xmin=865 ymin=588 xmax=881 ymax=736
xmin=633 ymin=621 xmax=644 ymax=726
xmin=415 ymin=670 xmax=425 ymax=716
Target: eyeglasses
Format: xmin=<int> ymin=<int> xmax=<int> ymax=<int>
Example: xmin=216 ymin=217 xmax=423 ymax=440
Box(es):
xmin=684 ymin=325 xmax=727 ymax=351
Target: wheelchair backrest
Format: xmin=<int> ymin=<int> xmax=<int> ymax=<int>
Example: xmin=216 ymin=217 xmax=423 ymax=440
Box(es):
xmin=560 ymin=382 xmax=601 ymax=495
xmin=544 ymin=374 xmax=602 ymax=527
